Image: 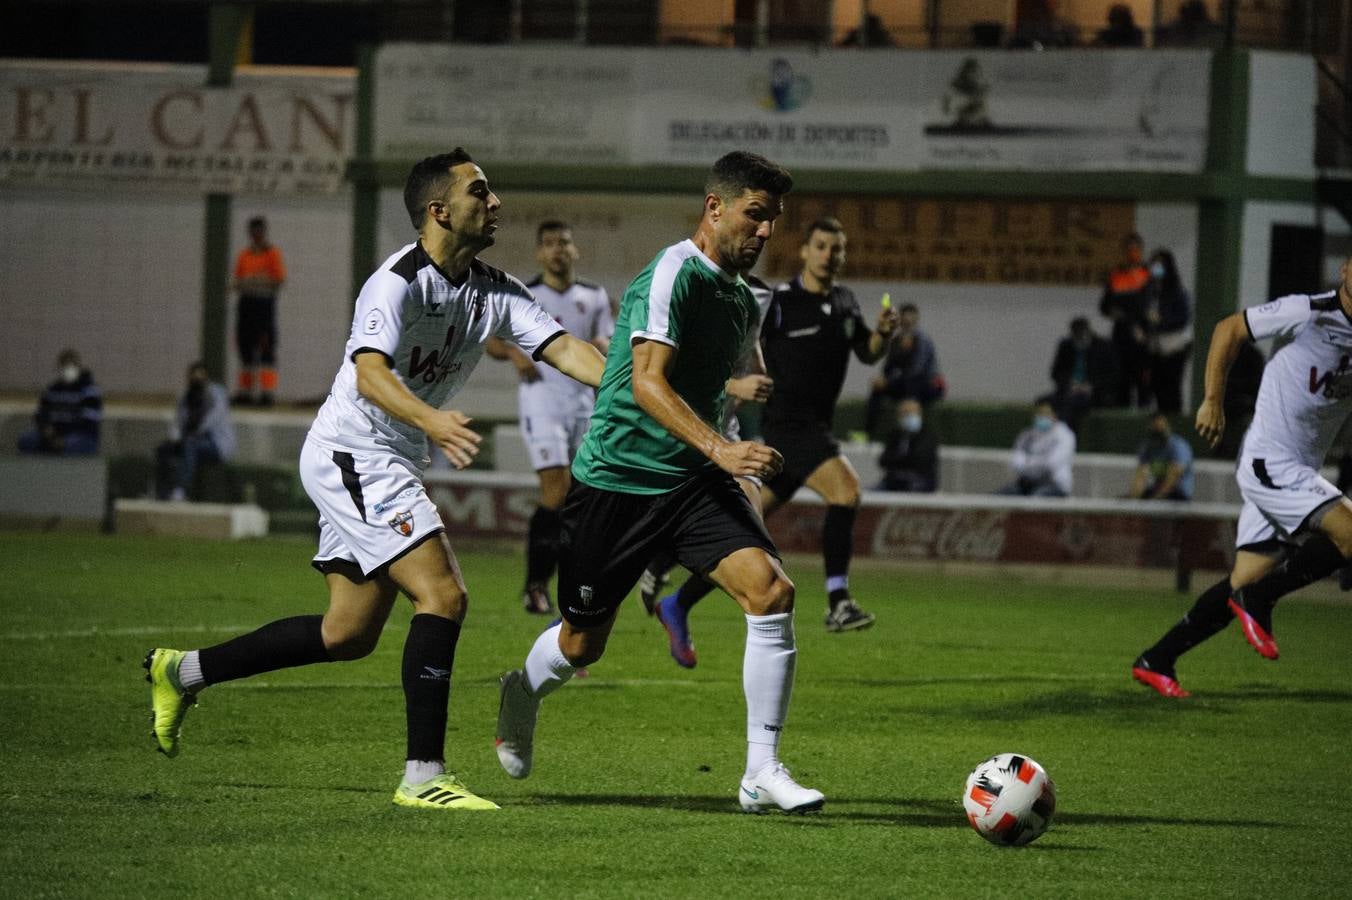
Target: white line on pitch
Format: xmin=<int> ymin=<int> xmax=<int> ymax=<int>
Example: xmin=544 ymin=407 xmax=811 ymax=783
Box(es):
xmin=0 ymin=624 xmax=261 ymax=641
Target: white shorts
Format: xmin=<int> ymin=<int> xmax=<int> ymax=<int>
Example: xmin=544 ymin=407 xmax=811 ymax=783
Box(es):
xmin=300 ymin=438 xmax=444 ymax=577
xmin=1234 ymin=454 xmax=1344 ymax=549
xmin=521 ymin=412 xmax=590 ymax=471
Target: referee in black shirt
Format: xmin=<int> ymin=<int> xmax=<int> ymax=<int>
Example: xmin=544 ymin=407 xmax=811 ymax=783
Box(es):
xmin=759 ymin=217 xmax=898 ymax=630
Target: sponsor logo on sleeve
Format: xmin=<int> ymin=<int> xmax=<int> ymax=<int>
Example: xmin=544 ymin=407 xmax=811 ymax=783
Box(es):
xmin=364 ymin=309 xmax=386 ymax=335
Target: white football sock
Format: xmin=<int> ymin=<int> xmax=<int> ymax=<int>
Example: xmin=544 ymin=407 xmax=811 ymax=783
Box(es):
xmin=404 ymin=759 xmax=444 ymax=784
xmin=743 ymin=611 xmax=795 ymax=779
xmin=825 ymin=575 xmax=849 ymax=595
xmin=177 ymin=650 xmax=205 ymax=692
xmin=523 ymin=623 xmax=576 ymax=699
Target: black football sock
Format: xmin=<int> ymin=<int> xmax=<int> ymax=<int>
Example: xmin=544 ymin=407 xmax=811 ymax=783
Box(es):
xmin=1239 ymin=534 xmax=1348 ymax=607
xmin=1138 ymin=578 xmax=1233 ymax=669
xmin=824 ymin=505 xmax=857 ymax=608
xmin=198 ymin=615 xmax=331 ymax=686
xmin=646 ymin=549 xmax=678 ymax=585
xmin=675 ymin=573 xmax=716 ymax=611
xmin=403 ymin=613 xmax=461 ymax=763
xmin=525 ymin=506 xmax=562 ymax=587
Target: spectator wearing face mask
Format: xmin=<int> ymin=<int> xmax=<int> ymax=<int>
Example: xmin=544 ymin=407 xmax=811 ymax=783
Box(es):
xmin=1145 ymin=249 xmax=1194 ymax=415
xmin=877 ymin=399 xmax=939 ymax=493
xmin=17 ymin=349 xmax=102 ymax=455
xmin=1128 ymin=412 xmax=1194 ymax=501
xmin=155 ymin=361 xmax=237 ymax=501
xmin=864 ymin=301 xmax=946 ymax=439
xmin=1051 ymin=316 xmax=1119 ymax=432
xmin=996 ymin=397 xmax=1075 ymax=497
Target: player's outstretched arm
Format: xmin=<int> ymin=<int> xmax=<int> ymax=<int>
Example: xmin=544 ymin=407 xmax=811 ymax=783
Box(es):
xmin=353 ymin=352 xmax=481 ymax=468
xmin=539 ymin=333 xmax=606 ymax=388
xmin=632 ymin=340 xmax=782 ymax=480
xmin=1195 ymin=312 xmax=1249 ymax=449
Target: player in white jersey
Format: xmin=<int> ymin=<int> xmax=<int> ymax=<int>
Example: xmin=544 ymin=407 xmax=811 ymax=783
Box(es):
xmin=637 ymin=273 xmax=776 ymax=667
xmin=143 ymin=149 xmax=605 ymax=809
xmin=1133 ymin=253 xmax=1352 ymax=697
xmin=486 ymin=221 xmax=614 ymax=615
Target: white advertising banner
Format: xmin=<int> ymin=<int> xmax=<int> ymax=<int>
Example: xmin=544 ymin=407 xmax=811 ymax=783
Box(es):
xmin=374 ymin=47 xmax=637 ymax=164
xmin=0 ymin=61 xmax=355 ymax=193
xmin=917 ymin=50 xmax=1211 ymax=171
xmin=374 ymin=44 xmax=1210 ymax=173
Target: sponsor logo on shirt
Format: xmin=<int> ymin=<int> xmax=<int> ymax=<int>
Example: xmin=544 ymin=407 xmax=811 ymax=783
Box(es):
xmin=1309 ymin=355 xmax=1352 ymax=398
xmin=363 ymin=309 xmax=385 ymax=335
xmin=409 ymin=325 xmax=464 ymax=385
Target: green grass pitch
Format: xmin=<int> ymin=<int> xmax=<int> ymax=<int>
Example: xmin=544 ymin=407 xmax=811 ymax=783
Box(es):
xmin=3 ymin=531 xmax=1351 ymax=898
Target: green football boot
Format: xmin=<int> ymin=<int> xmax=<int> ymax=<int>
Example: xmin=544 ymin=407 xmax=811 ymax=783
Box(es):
xmin=392 ymin=773 xmax=500 ymax=810
xmin=143 ymin=648 xmax=196 ymax=758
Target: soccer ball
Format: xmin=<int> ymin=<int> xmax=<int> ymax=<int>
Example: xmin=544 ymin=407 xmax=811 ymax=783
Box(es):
xmin=962 ymin=753 xmax=1057 ymax=846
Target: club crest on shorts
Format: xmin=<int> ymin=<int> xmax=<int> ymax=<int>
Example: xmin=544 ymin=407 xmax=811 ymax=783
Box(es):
xmin=578 ymin=584 xmax=594 ymax=608
xmin=387 ymin=510 xmax=414 ymax=537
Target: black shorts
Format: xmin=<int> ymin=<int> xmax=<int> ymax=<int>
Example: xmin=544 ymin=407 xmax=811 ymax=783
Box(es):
xmin=237 ymin=295 xmax=277 ymax=365
xmin=556 ymin=468 xmax=779 ymax=626
xmin=761 ymin=419 xmax=840 ymax=499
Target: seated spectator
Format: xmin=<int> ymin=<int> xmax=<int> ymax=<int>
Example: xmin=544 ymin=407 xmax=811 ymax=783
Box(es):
xmin=1051 ymin=316 xmax=1119 ymax=432
xmin=1146 ymin=249 xmax=1193 ymax=414
xmin=155 ymin=362 xmax=237 ymax=501
xmin=1128 ymin=412 xmax=1194 ymax=501
xmin=865 ymin=302 xmax=947 ymax=438
xmin=839 ymin=13 xmax=895 ymax=47
xmin=1093 ymin=3 xmax=1144 ymax=46
xmin=1155 ymin=0 xmax=1224 ymax=47
xmin=878 ymin=399 xmax=939 ymax=493
xmin=1009 ymin=0 xmax=1080 ymax=47
xmin=17 ymin=349 xmax=102 ymax=455
xmin=996 ymin=397 xmax=1075 ymax=497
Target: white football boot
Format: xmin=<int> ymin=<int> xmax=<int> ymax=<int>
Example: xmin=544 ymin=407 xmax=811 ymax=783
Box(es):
xmin=738 ymin=762 xmax=825 ymax=814
xmin=494 ymin=669 xmax=539 ymax=779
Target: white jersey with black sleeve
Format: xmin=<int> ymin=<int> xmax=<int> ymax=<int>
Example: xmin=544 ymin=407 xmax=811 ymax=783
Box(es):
xmin=518 ymin=277 xmax=613 ymax=420
xmin=1241 ymin=290 xmax=1352 ymax=468
xmin=308 ymin=242 xmax=565 ymax=467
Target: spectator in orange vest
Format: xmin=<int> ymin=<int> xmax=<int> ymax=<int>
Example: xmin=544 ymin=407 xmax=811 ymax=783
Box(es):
xmin=232 ymin=216 xmax=286 ymax=406
xmin=1099 ymin=232 xmax=1152 ymax=408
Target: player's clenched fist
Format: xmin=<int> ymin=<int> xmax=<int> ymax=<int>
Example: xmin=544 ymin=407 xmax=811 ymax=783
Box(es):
xmin=712 ymin=440 xmax=783 ymax=480
xmin=425 ymin=409 xmax=483 ymax=469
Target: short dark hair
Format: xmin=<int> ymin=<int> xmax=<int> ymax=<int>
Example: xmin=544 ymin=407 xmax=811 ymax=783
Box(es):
xmin=899 ymin=302 xmax=919 ymax=315
xmin=537 ymin=219 xmax=571 ymax=243
xmin=802 ymin=216 xmax=845 ymax=245
xmin=1123 ymin=232 xmax=1143 ymax=248
xmin=704 ymin=151 xmax=793 ymax=202
xmin=1034 ymin=394 xmax=1056 ymax=408
xmin=247 ymin=216 xmax=267 ymax=231
xmin=404 ymin=148 xmax=476 ymax=229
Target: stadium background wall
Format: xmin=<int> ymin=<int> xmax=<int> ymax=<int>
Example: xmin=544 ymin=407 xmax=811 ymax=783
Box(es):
xmin=0 ymin=47 xmax=1343 ymax=415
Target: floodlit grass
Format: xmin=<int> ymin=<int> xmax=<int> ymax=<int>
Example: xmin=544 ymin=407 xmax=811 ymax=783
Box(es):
xmin=3 ymin=532 xmax=1351 ymax=898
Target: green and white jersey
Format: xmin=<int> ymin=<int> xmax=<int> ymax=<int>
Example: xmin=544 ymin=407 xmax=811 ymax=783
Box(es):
xmin=572 ymin=239 xmax=759 ymax=494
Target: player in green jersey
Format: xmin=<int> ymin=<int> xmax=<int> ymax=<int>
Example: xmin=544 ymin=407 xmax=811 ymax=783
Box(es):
xmin=495 ymin=151 xmax=825 ymax=813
